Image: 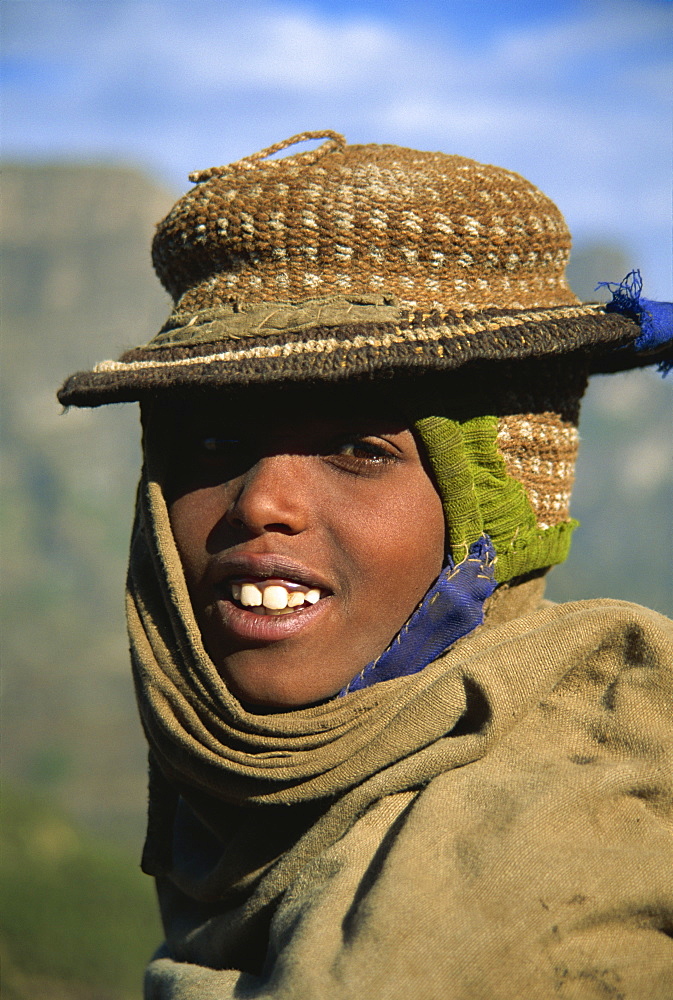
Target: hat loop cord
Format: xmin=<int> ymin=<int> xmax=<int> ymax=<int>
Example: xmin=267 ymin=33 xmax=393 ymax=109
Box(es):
xmin=188 ymin=130 xmax=346 ymax=184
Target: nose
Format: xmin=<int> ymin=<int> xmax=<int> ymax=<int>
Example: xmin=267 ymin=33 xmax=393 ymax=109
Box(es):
xmin=225 ymin=454 xmax=310 ymax=536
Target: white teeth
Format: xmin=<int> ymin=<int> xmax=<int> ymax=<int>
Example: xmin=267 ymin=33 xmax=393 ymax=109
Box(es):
xmin=233 ymin=580 xmax=324 ymax=611
xmin=262 ymin=585 xmax=289 ymax=610
xmin=240 ymin=583 xmax=263 ymax=607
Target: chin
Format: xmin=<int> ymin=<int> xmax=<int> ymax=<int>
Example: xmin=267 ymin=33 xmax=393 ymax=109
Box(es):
xmin=219 ymin=653 xmax=350 ymax=710
xmin=228 ymin=678 xmax=339 ymax=711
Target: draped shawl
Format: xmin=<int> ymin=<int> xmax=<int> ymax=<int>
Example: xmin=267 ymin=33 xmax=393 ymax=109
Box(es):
xmin=129 ymin=455 xmax=673 ymax=999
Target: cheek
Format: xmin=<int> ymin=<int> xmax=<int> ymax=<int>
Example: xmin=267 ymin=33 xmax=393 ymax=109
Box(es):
xmin=384 ymin=481 xmax=445 ymax=584
xmin=334 ymin=471 xmax=446 ymax=610
xmin=167 ymin=487 xmax=223 ymax=584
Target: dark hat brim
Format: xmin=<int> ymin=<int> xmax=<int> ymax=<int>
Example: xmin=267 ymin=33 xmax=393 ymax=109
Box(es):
xmin=57 ymin=302 xmax=663 ymax=408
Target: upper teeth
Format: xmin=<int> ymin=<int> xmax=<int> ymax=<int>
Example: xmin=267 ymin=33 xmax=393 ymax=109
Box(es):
xmin=231 ymin=581 xmax=322 ymax=610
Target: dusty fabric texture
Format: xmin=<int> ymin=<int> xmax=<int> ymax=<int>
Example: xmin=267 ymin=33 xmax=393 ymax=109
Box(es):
xmin=129 ymin=456 xmax=673 ymax=999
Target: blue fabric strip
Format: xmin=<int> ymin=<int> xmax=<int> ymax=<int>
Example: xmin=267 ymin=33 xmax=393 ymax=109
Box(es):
xmin=340 ymin=535 xmax=497 ymax=695
xmin=597 ymin=270 xmax=673 ymax=374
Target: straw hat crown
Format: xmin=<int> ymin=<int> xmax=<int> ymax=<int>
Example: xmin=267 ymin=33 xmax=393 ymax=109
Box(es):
xmin=152 ymin=131 xmax=577 ymax=316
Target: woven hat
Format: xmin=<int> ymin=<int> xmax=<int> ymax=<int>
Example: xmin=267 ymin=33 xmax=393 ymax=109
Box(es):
xmin=57 ymin=132 xmax=671 ymax=586
xmin=57 ymin=130 xmax=670 ymax=408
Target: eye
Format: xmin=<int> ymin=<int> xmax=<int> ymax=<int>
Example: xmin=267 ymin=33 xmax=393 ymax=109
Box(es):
xmin=337 ymin=439 xmax=391 ymax=459
xmin=190 ymin=434 xmax=253 ymax=479
xmin=326 ymin=434 xmax=399 ymax=472
xmin=202 ymin=436 xmax=241 ymax=454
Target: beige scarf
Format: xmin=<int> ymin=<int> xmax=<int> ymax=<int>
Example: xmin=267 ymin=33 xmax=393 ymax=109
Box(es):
xmin=128 ymin=450 xmax=673 ymax=997
xmin=127 ymin=451 xmax=566 ymax=813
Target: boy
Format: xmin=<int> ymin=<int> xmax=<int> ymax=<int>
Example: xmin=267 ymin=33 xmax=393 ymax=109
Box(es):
xmin=59 ymin=131 xmax=673 ymax=998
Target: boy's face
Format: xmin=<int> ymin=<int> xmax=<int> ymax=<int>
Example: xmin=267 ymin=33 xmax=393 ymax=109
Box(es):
xmin=164 ymin=387 xmax=445 ymax=708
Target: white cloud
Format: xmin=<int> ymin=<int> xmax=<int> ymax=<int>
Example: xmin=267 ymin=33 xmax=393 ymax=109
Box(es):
xmin=3 ymin=0 xmax=671 ymax=291
xmin=383 ymin=97 xmax=528 ymax=141
xmin=232 ymin=13 xmax=400 ymax=90
xmin=491 ymin=0 xmax=672 ymax=79
xmin=4 ymin=2 xmax=403 ymax=94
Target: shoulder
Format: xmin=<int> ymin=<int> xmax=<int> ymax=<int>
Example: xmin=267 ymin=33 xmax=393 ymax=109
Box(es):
xmin=451 ymin=596 xmax=673 ymax=715
xmin=521 ymin=598 xmax=673 ymax=716
xmin=409 ymin=596 xmax=673 ymax=869
xmin=436 ymin=598 xmax=673 ymax=794
xmin=473 ymin=595 xmax=673 ymax=659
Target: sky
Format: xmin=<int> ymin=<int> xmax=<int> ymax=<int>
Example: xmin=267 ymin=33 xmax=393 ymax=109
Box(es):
xmin=2 ymin=0 xmax=672 ymax=295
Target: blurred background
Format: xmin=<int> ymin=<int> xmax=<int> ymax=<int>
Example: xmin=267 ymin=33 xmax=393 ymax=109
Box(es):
xmin=1 ymin=1 xmax=671 ymax=996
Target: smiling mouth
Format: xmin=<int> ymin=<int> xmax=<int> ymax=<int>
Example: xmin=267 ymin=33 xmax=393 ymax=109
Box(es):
xmin=223 ymin=577 xmax=327 ymax=616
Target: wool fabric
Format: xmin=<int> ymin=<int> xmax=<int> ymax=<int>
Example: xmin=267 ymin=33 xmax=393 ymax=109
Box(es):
xmin=129 ymin=453 xmax=673 ymax=997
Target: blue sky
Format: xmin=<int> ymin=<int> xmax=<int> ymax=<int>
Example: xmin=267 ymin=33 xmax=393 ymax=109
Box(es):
xmin=3 ymin=0 xmax=672 ymax=294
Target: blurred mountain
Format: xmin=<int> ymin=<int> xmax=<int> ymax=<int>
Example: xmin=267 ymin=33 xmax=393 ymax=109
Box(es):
xmin=565 ymin=240 xmax=631 ymax=302
xmin=1 ymin=161 xmax=671 ymax=862
xmin=547 ymin=366 xmax=673 ymax=611
xmin=1 ymin=162 xmax=174 ymax=844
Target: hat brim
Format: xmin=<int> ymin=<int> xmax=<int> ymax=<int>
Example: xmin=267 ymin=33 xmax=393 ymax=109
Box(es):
xmin=57 ymin=302 xmax=662 ymax=408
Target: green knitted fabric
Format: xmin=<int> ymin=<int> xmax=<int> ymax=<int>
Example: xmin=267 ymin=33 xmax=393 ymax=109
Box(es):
xmin=414 ymin=415 xmax=577 ymax=583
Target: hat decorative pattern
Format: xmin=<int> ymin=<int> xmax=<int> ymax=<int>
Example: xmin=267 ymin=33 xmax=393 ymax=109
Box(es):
xmin=152 ymin=132 xmax=575 ymax=315
xmin=58 ymin=131 xmax=652 ymax=407
xmin=497 ymin=413 xmax=578 ymax=531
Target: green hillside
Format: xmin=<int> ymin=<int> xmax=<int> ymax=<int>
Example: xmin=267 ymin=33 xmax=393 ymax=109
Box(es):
xmin=1 ymin=784 xmax=161 ymax=1000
